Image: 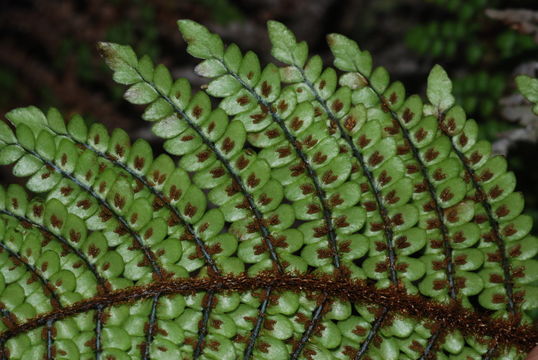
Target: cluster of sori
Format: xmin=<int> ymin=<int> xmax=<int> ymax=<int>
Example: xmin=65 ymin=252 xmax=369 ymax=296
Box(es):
xmin=0 ymin=19 xmax=535 ymax=360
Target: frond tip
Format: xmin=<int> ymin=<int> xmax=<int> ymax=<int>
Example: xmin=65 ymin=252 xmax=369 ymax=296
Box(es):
xmin=0 ymin=18 xmax=535 ymax=360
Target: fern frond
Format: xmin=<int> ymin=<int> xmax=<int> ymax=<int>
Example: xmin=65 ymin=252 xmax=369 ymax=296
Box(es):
xmin=0 ymin=18 xmax=536 ymax=360
xmin=2 ymin=109 xmax=168 ymax=280
xmin=0 ymin=108 xmax=234 ymax=358
xmin=326 ymin=32 xmax=538 ymax=358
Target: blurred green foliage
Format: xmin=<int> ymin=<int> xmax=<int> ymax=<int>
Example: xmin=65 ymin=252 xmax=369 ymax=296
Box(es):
xmin=406 ymin=0 xmax=538 ymax=141
xmin=406 ymin=0 xmax=536 ymax=65
xmin=197 ymin=0 xmax=244 ymax=24
xmin=453 ymin=72 xmax=505 ymax=118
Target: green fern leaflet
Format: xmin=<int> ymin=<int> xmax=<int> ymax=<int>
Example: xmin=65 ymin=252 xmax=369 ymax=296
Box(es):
xmin=0 ymin=19 xmax=536 ymax=360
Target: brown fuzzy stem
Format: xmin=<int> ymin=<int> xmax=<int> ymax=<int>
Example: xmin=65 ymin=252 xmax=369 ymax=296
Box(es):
xmin=0 ymin=272 xmax=536 ymax=353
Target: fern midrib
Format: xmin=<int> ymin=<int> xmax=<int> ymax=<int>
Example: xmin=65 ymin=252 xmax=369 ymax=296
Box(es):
xmin=0 ymin=273 xmax=535 ymax=352
xmin=0 ymin=208 xmax=105 ymax=287
xmin=293 ymin=64 xmax=398 ymax=360
xmin=49 ymin=129 xmax=221 ymax=276
xmin=7 ymin=142 xmax=165 ymax=279
xmin=193 ymin=291 xmax=217 ymax=359
xmin=347 ymin=69 xmax=460 ymax=358
xmin=0 ymin=214 xmax=64 ymax=360
xmin=418 ymin=327 xmax=442 ymax=360
xmin=136 ymin=74 xmax=284 ymax=273
xmin=243 ymin=286 xmax=271 ymax=360
xmin=0 ymin=226 xmax=62 ymax=307
xmin=437 ymin=111 xmax=517 ymax=316
xmin=132 ymin=69 xmax=287 ymax=359
xmin=217 ymin=60 xmax=348 ymax=359
xmin=142 ymin=294 xmax=159 ymax=360
xmin=0 ymin=309 xmax=19 ymax=360
xmin=336 ymin=64 xmax=460 ymax=299
xmin=290 ymin=294 xmax=328 ymax=360
xmin=360 ymin=80 xmax=457 ymax=300
xmin=7 ymin=140 xmax=166 ymax=358
xmin=0 ymin=207 xmax=108 ymax=360
xmin=291 ymin=294 xmax=328 ymax=358
xmin=49 ymin=123 xmax=225 ymax=360
xmin=95 ymin=305 xmax=104 ymax=359
xmin=0 ymin=308 xmax=17 ymax=329
xmin=1 ymin=144 xmax=153 ymax=358
xmin=353 ymin=307 xmax=389 ymax=360
xmin=45 ymin=319 xmax=54 ymax=360
xmin=48 ymin=120 xmax=228 ymax=359
xmin=437 ymin=111 xmax=518 ymax=358
xmin=295 ymin=65 xmax=399 ymax=283
xmin=218 ymin=59 xmax=341 ymax=271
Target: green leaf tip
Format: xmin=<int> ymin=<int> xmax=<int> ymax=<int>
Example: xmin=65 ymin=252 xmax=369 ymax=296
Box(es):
xmin=0 ymin=122 xmax=15 ymax=144
xmin=97 ymin=42 xmax=138 ymax=70
xmin=327 ymin=33 xmax=372 ymax=75
xmin=177 ymin=19 xmax=224 ymax=60
xmin=266 ymin=20 xmax=308 ymax=67
xmin=5 ymin=106 xmax=47 ymax=132
xmin=427 ymin=64 xmax=455 ymax=112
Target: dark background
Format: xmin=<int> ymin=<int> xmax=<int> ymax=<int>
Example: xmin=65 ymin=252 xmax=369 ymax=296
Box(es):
xmin=1 ymin=0 xmax=538 ymax=225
